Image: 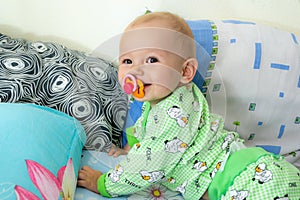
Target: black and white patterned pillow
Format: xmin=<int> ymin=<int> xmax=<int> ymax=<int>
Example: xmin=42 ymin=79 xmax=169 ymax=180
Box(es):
xmin=0 ymin=33 xmax=128 ymax=152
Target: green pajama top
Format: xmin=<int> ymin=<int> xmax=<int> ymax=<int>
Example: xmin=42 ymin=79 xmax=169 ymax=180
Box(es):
xmin=98 ymin=83 xmax=236 ymax=199
xmin=98 ymin=83 xmax=300 ymax=199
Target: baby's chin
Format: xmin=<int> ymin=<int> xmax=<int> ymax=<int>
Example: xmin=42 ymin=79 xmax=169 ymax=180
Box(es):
xmin=132 ymin=84 xmax=172 ymax=103
xmin=148 ymin=93 xmax=173 ymax=105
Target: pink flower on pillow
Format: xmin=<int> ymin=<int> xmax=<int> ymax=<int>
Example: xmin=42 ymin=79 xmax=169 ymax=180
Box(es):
xmin=128 ymin=184 xmax=183 ymax=200
xmin=14 ymin=158 xmax=76 ymax=200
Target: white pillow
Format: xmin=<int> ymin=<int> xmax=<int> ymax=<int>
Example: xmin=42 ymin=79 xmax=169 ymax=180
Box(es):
xmin=204 ymin=20 xmax=300 ymax=166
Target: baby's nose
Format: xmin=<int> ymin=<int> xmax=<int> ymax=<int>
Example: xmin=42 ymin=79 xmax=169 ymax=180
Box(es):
xmin=128 ymin=65 xmax=145 ymax=76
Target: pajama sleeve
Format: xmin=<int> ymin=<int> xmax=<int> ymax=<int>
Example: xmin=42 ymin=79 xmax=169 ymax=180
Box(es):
xmin=97 ymin=127 xmax=141 ymax=198
xmin=97 ymin=175 xmax=111 ymax=197
xmin=126 ymin=126 xmax=140 ymax=148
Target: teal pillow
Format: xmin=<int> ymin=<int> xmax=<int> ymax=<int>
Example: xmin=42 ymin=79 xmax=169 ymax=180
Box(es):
xmin=0 ymin=103 xmax=86 ymax=199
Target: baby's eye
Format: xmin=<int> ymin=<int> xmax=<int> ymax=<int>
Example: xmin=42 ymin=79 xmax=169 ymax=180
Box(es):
xmin=122 ymin=59 xmax=132 ymax=64
xmin=146 ymin=57 xmax=158 ymax=63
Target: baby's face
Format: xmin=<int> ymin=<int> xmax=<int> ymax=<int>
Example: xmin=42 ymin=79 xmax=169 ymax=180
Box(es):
xmin=118 ymin=48 xmax=184 ymax=106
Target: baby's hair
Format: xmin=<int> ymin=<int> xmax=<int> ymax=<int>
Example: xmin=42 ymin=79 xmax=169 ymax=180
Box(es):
xmin=126 ymin=11 xmax=194 ymax=40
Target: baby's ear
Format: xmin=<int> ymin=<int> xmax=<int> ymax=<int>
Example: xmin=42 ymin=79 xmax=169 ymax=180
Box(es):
xmin=180 ymin=58 xmax=198 ymax=84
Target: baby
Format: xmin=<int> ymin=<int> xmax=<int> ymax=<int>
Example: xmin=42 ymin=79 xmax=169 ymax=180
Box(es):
xmin=78 ymin=12 xmax=300 ymax=199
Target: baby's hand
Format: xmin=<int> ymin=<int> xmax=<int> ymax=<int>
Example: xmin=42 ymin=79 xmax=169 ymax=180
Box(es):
xmin=77 ymin=166 xmax=102 ymax=194
xmin=108 ymin=144 xmax=130 ymax=157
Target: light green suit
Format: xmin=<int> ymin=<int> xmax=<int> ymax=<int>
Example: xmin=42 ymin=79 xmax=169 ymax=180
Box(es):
xmin=98 ymin=83 xmax=300 ymax=199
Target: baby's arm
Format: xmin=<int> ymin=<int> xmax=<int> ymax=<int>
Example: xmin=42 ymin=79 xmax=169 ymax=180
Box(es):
xmin=107 ymin=143 xmax=130 ymax=157
xmin=77 ymin=166 xmax=103 ymax=194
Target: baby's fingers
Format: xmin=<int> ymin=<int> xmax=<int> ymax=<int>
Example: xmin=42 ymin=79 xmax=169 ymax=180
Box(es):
xmin=108 ymin=144 xmax=117 ymax=156
xmin=112 ymin=151 xmax=121 ymax=157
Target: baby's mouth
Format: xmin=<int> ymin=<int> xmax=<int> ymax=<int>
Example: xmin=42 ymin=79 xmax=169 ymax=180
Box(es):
xmin=122 ymin=74 xmax=146 ymax=98
xmin=143 ymin=83 xmax=151 ymax=88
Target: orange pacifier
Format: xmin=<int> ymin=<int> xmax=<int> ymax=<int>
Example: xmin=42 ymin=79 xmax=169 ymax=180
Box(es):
xmin=123 ymin=74 xmax=145 ymax=98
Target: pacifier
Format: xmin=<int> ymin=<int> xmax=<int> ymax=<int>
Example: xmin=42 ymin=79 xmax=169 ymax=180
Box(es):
xmin=123 ymin=74 xmax=145 ymax=98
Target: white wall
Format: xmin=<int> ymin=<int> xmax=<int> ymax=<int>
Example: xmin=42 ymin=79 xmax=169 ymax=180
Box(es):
xmin=0 ymin=0 xmax=300 ymax=53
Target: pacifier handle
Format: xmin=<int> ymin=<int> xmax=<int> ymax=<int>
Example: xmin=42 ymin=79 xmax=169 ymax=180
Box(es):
xmin=133 ymin=79 xmax=145 ymax=98
xmin=123 ymin=74 xmax=137 ymax=95
xmin=122 ymin=74 xmax=145 ymax=98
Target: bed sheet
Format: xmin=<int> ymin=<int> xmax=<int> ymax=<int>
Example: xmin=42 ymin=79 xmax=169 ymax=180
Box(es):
xmin=74 ymin=150 xmax=127 ymax=200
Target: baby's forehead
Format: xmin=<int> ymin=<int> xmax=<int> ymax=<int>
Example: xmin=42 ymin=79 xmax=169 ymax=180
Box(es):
xmin=119 ymin=27 xmax=196 ymax=59
xmin=119 ymin=48 xmax=178 ymax=57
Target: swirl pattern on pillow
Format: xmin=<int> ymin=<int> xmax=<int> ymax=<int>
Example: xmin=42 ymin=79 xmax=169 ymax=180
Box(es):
xmin=0 ymin=33 xmax=128 ymax=152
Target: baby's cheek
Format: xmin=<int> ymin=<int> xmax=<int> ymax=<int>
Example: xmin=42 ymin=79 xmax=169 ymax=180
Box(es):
xmin=117 ymin=73 xmax=123 ymax=82
xmin=117 ymin=69 xmax=125 ymax=82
